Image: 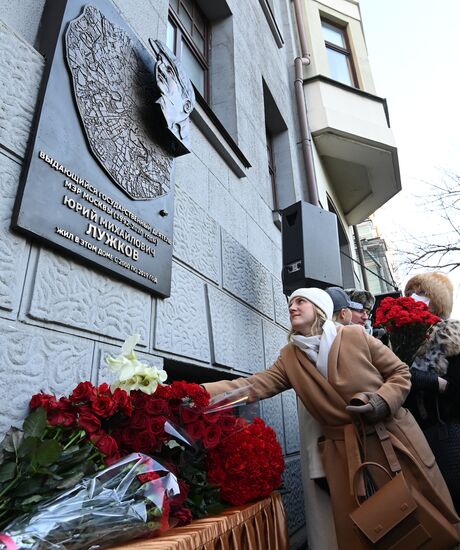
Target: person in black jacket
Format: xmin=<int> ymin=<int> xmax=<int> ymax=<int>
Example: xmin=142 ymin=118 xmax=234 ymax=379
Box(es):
xmin=404 ymin=272 xmax=460 ymax=512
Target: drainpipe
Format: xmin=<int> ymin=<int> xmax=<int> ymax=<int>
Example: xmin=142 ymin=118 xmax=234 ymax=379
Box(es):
xmin=292 ymin=0 xmax=319 ymax=207
xmin=353 ymin=225 xmax=370 ymax=290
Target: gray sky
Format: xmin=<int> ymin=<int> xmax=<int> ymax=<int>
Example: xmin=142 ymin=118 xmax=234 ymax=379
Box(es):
xmin=359 ymin=0 xmax=460 ymax=314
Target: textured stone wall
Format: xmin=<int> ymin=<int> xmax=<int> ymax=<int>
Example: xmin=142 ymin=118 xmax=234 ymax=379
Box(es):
xmin=0 ymin=1 xmax=306 ymax=545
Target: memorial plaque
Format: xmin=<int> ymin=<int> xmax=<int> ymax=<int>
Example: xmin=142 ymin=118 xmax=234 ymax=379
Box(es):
xmin=12 ymin=0 xmax=195 ymax=297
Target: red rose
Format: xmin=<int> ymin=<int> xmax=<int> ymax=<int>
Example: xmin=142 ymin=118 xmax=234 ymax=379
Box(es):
xmin=130 ymin=412 xmax=151 ymax=431
xmin=104 ymin=452 xmax=122 ymax=466
xmin=91 ymin=395 xmax=117 ymax=418
xmin=149 ymin=416 xmax=166 ymax=436
xmin=30 ymin=393 xmax=58 ymax=411
xmin=78 ymin=410 xmax=101 ymax=433
xmin=90 ymin=433 xmax=118 ymax=457
xmin=202 ymin=411 xmax=221 ymax=424
xmin=220 ymin=413 xmax=237 ymax=434
xmin=174 ymin=506 xmax=193 ymax=527
xmin=203 ymin=424 xmax=222 ymax=449
xmin=171 ymin=479 xmax=189 ymax=508
xmin=145 ymin=398 xmax=170 ymax=416
xmin=152 ymin=384 xmax=172 ymax=400
xmin=160 ymin=494 xmax=170 ymax=531
xmin=138 ymin=471 xmax=160 ymax=484
xmin=56 ymin=397 xmax=73 ymax=411
xmin=180 ymin=406 xmax=202 ymax=424
xmin=118 ymin=428 xmax=139 ymax=450
xmin=97 ymin=383 xmax=111 ymax=395
xmin=47 ymin=409 xmax=76 ymax=427
xmin=131 ymin=390 xmax=150 ymax=410
xmin=70 ymin=381 xmax=97 ymax=403
xmin=129 ymin=431 xmax=157 ymax=454
xmin=113 ymin=388 xmax=133 ymax=416
xmin=185 ymin=420 xmax=204 ymax=441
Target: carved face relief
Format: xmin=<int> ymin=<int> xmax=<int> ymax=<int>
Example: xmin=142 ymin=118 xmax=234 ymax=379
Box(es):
xmin=65 ymin=6 xmax=173 ymax=200
xmin=150 ymin=39 xmax=195 ymax=153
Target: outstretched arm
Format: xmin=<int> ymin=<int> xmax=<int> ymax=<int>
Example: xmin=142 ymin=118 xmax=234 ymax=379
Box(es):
xmin=203 ymin=355 xmax=291 ymax=402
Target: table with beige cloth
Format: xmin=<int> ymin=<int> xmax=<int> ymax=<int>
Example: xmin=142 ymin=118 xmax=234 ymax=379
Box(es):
xmin=110 ymin=492 xmax=289 ymax=550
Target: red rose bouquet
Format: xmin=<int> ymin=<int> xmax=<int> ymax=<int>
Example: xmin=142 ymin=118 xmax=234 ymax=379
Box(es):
xmin=374 ymin=296 xmax=442 ymax=365
xmin=207 ymin=417 xmax=284 ymax=505
xmin=0 ymin=336 xmax=285 ymax=546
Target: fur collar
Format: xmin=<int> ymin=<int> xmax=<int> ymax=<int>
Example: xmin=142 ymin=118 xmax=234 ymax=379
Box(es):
xmin=412 ymin=319 xmax=460 ymax=375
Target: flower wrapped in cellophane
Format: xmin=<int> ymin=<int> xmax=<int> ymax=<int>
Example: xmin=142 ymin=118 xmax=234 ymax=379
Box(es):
xmin=0 ymin=453 xmax=180 ymax=550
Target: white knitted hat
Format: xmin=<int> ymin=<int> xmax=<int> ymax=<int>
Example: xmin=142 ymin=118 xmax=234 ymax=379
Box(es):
xmin=289 ymin=288 xmax=334 ymax=320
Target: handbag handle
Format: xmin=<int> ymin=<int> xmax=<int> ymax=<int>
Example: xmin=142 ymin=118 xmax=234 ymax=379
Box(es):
xmin=349 ymin=393 xmax=402 ymax=474
xmin=352 ymin=461 xmax=393 ymax=507
xmin=374 ymin=422 xmax=402 ymax=473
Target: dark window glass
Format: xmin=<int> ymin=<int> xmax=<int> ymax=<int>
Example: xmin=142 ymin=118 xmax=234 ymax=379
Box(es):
xmin=266 ymin=130 xmax=278 ymax=211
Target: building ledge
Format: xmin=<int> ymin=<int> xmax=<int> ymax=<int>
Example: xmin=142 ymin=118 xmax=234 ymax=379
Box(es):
xmin=191 ymin=90 xmax=251 ymax=179
xmin=304 ymin=75 xmax=401 ymax=224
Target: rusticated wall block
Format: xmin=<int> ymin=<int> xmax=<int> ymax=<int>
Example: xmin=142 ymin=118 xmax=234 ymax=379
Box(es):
xmin=173 ymin=185 xmax=219 ymax=283
xmin=273 ymin=277 xmax=291 ymax=329
xmin=283 ymin=389 xmax=300 ymax=454
xmin=28 ymin=248 xmax=150 ymax=342
xmin=0 ymin=20 xmax=44 ymax=158
xmin=0 ymin=319 xmax=93 ymax=435
xmin=261 ymin=394 xmax=285 ymax=454
xmin=222 ymin=230 xmax=274 ymax=318
xmin=282 ymin=456 xmax=306 ymax=534
xmin=0 ymin=154 xmax=30 ymax=315
xmin=207 ymin=284 xmax=264 ymax=373
xmin=155 ymin=262 xmax=211 ymax=362
xmin=263 ymin=319 xmax=288 ymax=367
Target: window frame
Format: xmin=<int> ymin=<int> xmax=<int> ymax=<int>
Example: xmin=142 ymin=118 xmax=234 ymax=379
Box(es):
xmin=168 ymin=1 xmax=210 ymax=100
xmin=321 ymin=18 xmax=358 ymax=88
xmin=266 ymin=129 xmax=279 ymax=212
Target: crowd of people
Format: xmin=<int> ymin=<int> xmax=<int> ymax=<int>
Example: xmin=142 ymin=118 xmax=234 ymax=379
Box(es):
xmin=201 ymin=272 xmax=460 ymax=549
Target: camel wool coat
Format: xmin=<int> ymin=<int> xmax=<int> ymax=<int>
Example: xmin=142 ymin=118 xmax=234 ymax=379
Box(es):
xmin=204 ymin=325 xmax=459 ymax=549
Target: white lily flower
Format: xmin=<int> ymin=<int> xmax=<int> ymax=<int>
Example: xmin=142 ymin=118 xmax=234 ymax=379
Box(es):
xmin=107 ymin=334 xmax=168 ymax=394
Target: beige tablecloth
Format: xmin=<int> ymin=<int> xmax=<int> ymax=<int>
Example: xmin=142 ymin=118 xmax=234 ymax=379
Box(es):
xmin=110 ymin=492 xmax=289 ymax=550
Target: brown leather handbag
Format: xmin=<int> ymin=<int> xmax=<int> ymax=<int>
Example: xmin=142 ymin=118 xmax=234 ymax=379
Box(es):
xmin=349 ymin=422 xmax=460 ymax=549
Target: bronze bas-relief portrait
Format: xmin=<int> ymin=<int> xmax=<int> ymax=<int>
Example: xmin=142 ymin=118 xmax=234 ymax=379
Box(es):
xmin=65 ymin=6 xmax=178 ymax=200
xmin=149 ymin=39 xmax=195 ymax=156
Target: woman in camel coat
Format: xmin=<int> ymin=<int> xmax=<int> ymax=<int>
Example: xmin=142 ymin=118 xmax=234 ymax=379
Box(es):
xmin=203 ymin=288 xmax=459 ymax=550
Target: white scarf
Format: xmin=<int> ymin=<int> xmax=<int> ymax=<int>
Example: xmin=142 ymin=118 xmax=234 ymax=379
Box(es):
xmin=291 ymin=320 xmax=338 ymax=378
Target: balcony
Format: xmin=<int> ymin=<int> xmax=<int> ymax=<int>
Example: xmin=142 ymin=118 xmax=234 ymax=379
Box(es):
xmin=304 ymin=75 xmax=401 ymax=225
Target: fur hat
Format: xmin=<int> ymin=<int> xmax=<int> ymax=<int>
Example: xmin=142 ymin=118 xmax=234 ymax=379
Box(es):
xmin=404 ymin=272 xmax=453 ymax=319
xmin=344 ymin=289 xmax=375 ymax=311
xmin=289 ymin=288 xmax=333 ymax=320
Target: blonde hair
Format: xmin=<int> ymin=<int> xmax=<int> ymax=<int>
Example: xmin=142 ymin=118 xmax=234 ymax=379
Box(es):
xmin=288 ymin=304 xmax=327 ymax=340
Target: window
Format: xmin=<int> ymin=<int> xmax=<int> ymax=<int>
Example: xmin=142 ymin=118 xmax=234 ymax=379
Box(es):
xmin=167 ymin=0 xmax=210 ymax=99
xmin=266 ymin=130 xmax=278 ymax=212
xmin=321 ymin=19 xmax=356 ymax=87
xmin=263 ymin=81 xmax=295 ymax=228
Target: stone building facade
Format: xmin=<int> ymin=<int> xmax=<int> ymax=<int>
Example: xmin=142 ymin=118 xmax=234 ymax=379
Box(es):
xmin=0 ymin=0 xmax=400 ymax=547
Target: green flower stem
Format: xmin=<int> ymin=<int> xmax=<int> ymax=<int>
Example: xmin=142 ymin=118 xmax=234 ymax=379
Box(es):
xmin=63 ymin=429 xmax=85 ymax=451
xmin=88 ymin=451 xmax=102 ymax=463
xmin=0 ymin=475 xmax=19 ymax=499
xmin=52 ymin=427 xmax=63 ymax=440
